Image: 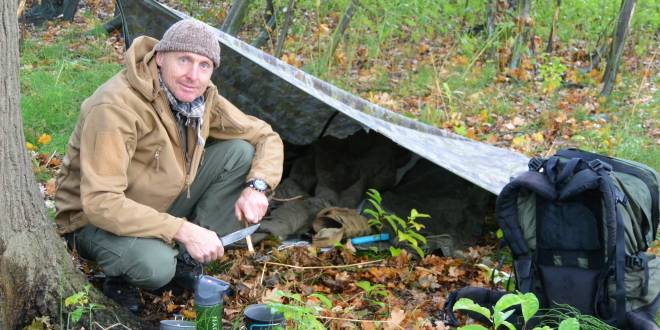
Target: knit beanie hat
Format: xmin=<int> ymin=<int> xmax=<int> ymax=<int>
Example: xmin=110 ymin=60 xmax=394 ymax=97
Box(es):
xmin=155 ymin=19 xmax=221 ymax=68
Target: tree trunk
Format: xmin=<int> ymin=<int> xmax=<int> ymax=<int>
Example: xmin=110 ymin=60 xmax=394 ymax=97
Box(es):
xmin=509 ymin=0 xmax=531 ymax=70
xmin=251 ymin=0 xmax=276 ymax=48
xmin=545 ymin=0 xmax=560 ymax=53
xmin=487 ymin=0 xmax=495 ymax=40
xmin=323 ymin=0 xmax=357 ymax=67
xmin=220 ymin=0 xmax=251 ymax=36
xmin=274 ymin=0 xmax=295 ymax=58
xmin=601 ymin=0 xmax=636 ymax=97
xmin=1 ymin=2 xmax=138 ymax=328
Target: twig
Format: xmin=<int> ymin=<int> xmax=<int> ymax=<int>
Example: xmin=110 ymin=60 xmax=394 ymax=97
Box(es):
xmin=316 ymin=315 xmax=404 ymax=329
xmin=625 ymin=51 xmax=656 ymax=131
xmin=44 ymin=150 xmax=57 ymax=167
xmin=258 ymin=259 xmax=269 ymax=287
xmin=261 ymin=259 xmax=383 ymax=270
xmin=94 ymin=321 xmax=131 ymax=330
xmin=415 ymin=266 xmax=443 ymax=277
xmin=270 ymin=195 xmax=303 ymax=202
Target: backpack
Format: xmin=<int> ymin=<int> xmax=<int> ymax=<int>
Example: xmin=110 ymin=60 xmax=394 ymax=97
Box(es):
xmin=495 ymin=148 xmax=660 ymax=329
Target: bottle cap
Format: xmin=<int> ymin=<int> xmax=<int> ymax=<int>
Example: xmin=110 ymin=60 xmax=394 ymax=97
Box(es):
xmin=195 ymin=275 xmax=230 ymax=306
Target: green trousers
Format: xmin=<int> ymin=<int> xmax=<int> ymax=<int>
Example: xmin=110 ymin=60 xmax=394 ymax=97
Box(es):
xmin=71 ymin=140 xmax=254 ymax=290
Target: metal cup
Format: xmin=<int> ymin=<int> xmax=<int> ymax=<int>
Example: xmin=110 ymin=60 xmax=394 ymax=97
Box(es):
xmin=243 ymin=304 xmax=285 ymax=329
xmin=160 ymin=320 xmax=196 ymax=329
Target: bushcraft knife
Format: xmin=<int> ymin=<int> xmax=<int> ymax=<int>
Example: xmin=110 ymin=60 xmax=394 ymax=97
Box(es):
xmin=181 ymin=224 xmax=260 ymax=265
xmin=219 ymin=223 xmax=260 ymax=247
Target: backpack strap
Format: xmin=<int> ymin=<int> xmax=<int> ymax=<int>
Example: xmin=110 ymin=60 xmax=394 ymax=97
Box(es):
xmin=497 ymin=171 xmax=557 ymax=256
xmin=496 ymin=171 xmax=557 ymax=293
xmin=588 ymin=160 xmax=628 ymax=328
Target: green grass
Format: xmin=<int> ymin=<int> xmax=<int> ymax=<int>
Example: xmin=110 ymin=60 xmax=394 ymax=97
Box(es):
xmin=20 ymin=24 xmax=122 ymax=155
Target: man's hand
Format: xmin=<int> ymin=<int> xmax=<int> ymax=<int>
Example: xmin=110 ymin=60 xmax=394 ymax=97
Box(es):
xmin=174 ymin=221 xmax=224 ymax=263
xmin=234 ymin=187 xmax=268 ymax=224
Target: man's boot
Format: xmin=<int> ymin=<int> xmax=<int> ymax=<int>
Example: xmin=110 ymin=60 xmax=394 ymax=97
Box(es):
xmin=171 ymin=259 xmax=197 ymax=291
xmin=102 ymin=277 xmax=142 ymax=313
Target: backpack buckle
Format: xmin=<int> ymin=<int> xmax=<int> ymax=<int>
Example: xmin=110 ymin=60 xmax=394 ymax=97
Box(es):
xmin=588 ymin=159 xmax=612 ymax=172
xmin=528 ymin=157 xmax=545 ymax=172
xmin=625 ymin=254 xmax=645 ymax=269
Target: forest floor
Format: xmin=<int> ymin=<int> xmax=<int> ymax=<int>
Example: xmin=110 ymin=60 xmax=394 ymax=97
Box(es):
xmin=18 ymin=0 xmax=659 ymax=329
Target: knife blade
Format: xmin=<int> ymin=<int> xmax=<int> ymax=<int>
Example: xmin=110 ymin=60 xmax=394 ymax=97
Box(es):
xmin=219 ymin=223 xmax=260 ymax=247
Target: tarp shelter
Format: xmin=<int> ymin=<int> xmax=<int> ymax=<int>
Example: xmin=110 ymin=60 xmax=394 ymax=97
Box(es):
xmin=118 ymin=0 xmax=530 ymax=250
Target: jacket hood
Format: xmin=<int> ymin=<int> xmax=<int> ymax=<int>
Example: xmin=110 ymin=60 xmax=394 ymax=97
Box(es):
xmin=124 ymin=36 xmax=162 ymax=101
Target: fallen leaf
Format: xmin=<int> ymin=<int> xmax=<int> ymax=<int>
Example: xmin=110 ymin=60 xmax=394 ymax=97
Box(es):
xmin=38 ymin=134 xmax=52 ymax=145
xmin=384 ymin=309 xmax=405 ymax=330
xmin=45 ymin=178 xmax=57 ymax=197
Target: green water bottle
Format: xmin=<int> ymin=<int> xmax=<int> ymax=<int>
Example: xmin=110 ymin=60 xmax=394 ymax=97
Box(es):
xmin=195 ymin=275 xmax=229 ymax=330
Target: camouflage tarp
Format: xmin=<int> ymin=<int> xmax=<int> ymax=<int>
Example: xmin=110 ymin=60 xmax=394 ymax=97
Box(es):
xmin=119 ymin=0 xmax=529 ymax=195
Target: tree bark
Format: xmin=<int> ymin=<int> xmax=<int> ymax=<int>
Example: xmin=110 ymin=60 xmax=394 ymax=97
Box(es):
xmin=1 ymin=2 xmax=139 ymax=328
xmin=509 ymin=0 xmax=531 ymax=70
xmin=545 ymin=0 xmax=560 ymax=53
xmin=251 ymin=0 xmax=276 ymax=48
xmin=601 ymin=0 xmax=636 ymax=97
xmin=323 ymin=0 xmax=357 ymax=67
xmin=220 ymin=0 xmax=251 ymax=36
xmin=274 ymin=0 xmax=295 ymax=58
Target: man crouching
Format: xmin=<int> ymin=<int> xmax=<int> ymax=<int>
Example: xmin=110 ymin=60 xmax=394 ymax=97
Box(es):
xmin=54 ymin=19 xmax=283 ymax=312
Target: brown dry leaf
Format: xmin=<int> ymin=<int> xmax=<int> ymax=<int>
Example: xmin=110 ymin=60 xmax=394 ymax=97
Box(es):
xmin=361 ymin=322 xmax=377 ymax=330
xmin=281 ymin=53 xmax=302 ymax=68
xmin=512 ymin=116 xmax=526 ymax=126
xmin=448 ymin=266 xmax=466 ymax=278
xmin=318 ymin=23 xmax=331 ymax=35
xmin=554 ymin=112 xmax=568 ymax=124
xmin=384 ymin=309 xmax=405 ymax=330
xmin=466 ymin=127 xmax=477 ymax=140
xmin=166 ymin=303 xmax=178 ymax=313
xmin=451 ymin=55 xmax=469 ymax=66
xmin=45 ymin=178 xmax=57 ymax=197
xmin=335 ymin=51 xmax=347 ymax=65
xmin=418 ymin=42 xmax=430 ymax=54
xmin=181 ymin=308 xmax=196 ymax=319
xmin=240 ymin=264 xmax=256 ymax=276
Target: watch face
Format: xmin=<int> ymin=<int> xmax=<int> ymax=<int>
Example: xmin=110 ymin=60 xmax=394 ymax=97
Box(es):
xmin=252 ymin=179 xmax=268 ymax=191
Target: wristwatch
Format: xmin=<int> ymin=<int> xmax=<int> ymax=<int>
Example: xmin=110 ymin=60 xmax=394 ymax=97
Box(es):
xmin=246 ymin=179 xmax=269 ymax=193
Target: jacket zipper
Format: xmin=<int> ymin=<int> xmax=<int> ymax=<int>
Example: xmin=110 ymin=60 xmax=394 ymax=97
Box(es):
xmin=154 ymin=147 xmax=161 ymax=172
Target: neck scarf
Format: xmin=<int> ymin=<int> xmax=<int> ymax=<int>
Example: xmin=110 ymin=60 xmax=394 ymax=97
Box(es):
xmin=158 ymin=72 xmax=206 ymax=146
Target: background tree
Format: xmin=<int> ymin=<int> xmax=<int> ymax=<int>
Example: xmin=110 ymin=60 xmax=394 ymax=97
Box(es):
xmin=0 ymin=1 xmax=137 ymax=328
xmin=601 ymin=0 xmax=636 ymax=97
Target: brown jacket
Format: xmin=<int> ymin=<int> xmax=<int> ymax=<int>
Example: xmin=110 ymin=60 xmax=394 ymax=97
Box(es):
xmin=55 ymin=36 xmax=284 ymax=243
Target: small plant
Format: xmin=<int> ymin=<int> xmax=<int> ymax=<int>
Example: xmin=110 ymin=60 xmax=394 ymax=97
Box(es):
xmin=539 ymin=304 xmax=618 ymax=330
xmin=453 ymin=292 xmax=580 ymax=330
xmin=64 ymin=284 xmax=105 ymax=330
xmin=538 ymin=56 xmax=567 ymax=94
xmin=266 ymin=290 xmax=331 ymax=330
xmin=363 ymin=188 xmax=429 ymax=258
xmin=355 ymin=280 xmax=388 ymax=308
